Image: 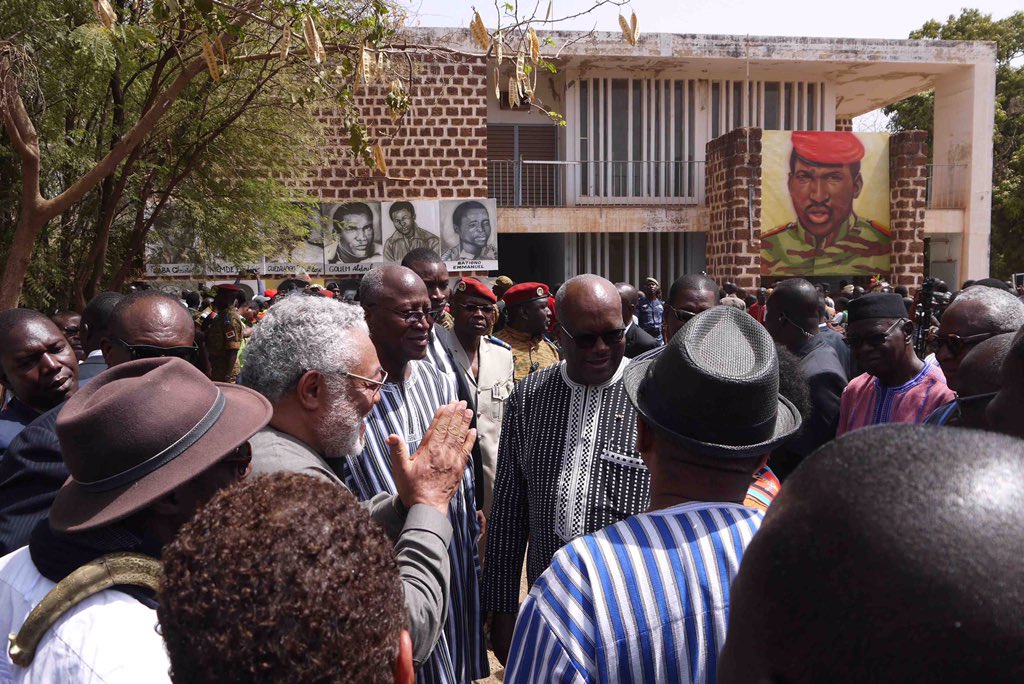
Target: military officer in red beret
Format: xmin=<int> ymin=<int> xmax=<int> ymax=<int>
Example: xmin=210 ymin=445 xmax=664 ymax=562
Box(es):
xmin=499 ymin=282 xmax=560 ymax=383
xmin=436 ymin=278 xmax=515 ymax=552
xmin=761 ymin=131 xmax=891 ymax=277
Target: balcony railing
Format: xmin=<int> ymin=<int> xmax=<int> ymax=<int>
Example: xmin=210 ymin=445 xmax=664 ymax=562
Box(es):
xmin=488 ymin=159 xmax=706 ymax=208
xmin=926 ymin=164 xmax=967 ymax=210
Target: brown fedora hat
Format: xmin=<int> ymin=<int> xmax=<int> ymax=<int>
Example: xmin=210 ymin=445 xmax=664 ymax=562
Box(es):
xmin=623 ymin=306 xmax=801 ymax=458
xmin=49 ymin=357 xmax=272 ymax=533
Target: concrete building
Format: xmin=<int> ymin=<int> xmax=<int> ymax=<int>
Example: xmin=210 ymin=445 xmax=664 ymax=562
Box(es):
xmin=451 ymin=29 xmax=995 ymax=289
xmin=273 ymin=28 xmax=996 ymax=292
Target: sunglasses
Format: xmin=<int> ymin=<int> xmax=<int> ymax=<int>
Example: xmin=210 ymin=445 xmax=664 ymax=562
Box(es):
xmin=844 ymin=319 xmax=906 ymax=350
xmin=927 ymin=331 xmax=996 ymax=357
xmin=665 ymin=305 xmax=698 ymax=323
xmin=560 ymin=324 xmax=626 ymax=349
xmin=456 ymin=302 xmax=495 ymax=315
xmin=114 ymin=337 xmax=199 ymax=363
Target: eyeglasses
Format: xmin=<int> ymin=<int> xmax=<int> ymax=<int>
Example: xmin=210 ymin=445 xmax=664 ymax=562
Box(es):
xmin=366 ymin=304 xmax=433 ymax=325
xmin=781 ymin=313 xmax=812 ymax=339
xmin=223 ymin=441 xmax=253 ymax=478
xmin=665 ymin=305 xmax=698 ymax=323
xmin=342 ymin=369 xmax=388 ymax=394
xmin=114 ymin=337 xmax=199 ymax=363
xmin=456 ymin=302 xmax=495 ymax=315
xmin=927 ymin=331 xmax=997 ymax=357
xmin=560 ymin=324 xmax=626 ymax=349
xmin=843 ymin=319 xmax=906 ymax=349
xmin=957 ymin=390 xmax=998 ymax=407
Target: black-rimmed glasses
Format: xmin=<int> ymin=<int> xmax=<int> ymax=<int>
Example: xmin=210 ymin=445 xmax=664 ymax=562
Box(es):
xmin=114 ymin=337 xmax=199 ymax=363
xmin=365 ymin=304 xmax=433 ymax=325
xmin=560 ymin=325 xmax=626 ymax=349
xmin=844 ymin=319 xmax=906 ymax=349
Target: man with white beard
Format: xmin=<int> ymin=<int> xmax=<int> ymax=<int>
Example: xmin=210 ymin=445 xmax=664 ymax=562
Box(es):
xmin=241 ymin=295 xmax=475 ymax=668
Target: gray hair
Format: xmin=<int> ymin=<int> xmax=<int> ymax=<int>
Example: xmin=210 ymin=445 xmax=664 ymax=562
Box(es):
xmin=951 ymin=286 xmax=1024 ymax=333
xmin=241 ymin=296 xmax=368 ymax=402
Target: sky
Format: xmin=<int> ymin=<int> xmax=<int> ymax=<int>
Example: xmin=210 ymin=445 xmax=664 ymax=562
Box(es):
xmin=405 ymin=0 xmax=1021 ymax=128
xmin=404 ymin=0 xmax=1022 ymax=40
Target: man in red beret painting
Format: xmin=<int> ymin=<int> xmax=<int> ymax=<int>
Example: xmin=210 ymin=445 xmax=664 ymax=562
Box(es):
xmin=761 ymin=131 xmax=892 ymax=277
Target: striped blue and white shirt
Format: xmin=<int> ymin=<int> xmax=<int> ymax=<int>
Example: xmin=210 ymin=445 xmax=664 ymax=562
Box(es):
xmin=505 ymin=502 xmax=763 ymax=684
xmin=341 ymin=360 xmax=487 ymax=683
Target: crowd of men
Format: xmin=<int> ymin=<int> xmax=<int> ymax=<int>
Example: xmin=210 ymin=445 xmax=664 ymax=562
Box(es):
xmin=0 ymin=256 xmax=1022 ymax=683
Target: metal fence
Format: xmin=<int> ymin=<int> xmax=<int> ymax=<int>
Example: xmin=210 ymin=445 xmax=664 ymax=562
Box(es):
xmin=488 ymin=159 xmax=706 ymax=208
xmin=926 ymin=164 xmax=967 ymax=210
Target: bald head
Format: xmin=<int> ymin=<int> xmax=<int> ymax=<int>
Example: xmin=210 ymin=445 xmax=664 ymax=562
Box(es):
xmin=103 ymin=291 xmax=195 ymax=367
xmin=720 ymin=424 xmax=1024 ymax=683
xmin=556 ymin=275 xmax=625 ymax=386
xmin=615 ymin=282 xmax=640 ymax=327
xmin=360 ymin=265 xmax=431 ymax=370
xmin=936 ymin=286 xmax=1024 ymax=390
xmin=958 ymin=333 xmax=1013 ymax=397
xmin=763 ymin=278 xmax=819 ymax=352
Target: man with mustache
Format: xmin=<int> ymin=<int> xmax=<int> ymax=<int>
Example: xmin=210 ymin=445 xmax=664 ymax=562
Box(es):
xmin=761 ymin=131 xmax=891 ymax=277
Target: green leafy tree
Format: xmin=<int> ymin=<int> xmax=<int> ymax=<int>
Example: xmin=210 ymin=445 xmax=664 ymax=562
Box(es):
xmin=1 ymin=0 xmax=631 ymax=310
xmin=884 ymin=9 xmax=1024 ymax=279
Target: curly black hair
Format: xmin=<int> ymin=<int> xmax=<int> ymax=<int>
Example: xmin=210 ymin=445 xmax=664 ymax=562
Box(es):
xmin=158 ymin=473 xmax=406 ymax=684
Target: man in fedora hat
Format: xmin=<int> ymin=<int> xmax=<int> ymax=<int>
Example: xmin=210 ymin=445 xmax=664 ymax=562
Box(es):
xmin=505 ymin=306 xmax=801 ymax=683
xmin=0 ymin=290 xmax=200 ymax=556
xmin=0 ymin=357 xmax=272 ymax=680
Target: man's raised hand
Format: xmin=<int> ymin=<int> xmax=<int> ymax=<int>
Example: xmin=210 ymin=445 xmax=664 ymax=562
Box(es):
xmin=388 ymin=401 xmax=476 ymax=516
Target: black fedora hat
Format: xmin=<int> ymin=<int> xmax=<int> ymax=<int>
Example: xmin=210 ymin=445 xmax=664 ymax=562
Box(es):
xmin=49 ymin=357 xmax=272 ymax=533
xmin=623 ymin=306 xmax=801 ymax=458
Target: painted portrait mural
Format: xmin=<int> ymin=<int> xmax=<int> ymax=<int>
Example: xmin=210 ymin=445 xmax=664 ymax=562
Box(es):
xmin=760 ymin=131 xmax=892 ymax=277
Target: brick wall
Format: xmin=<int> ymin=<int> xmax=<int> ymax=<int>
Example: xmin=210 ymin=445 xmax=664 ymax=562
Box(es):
xmin=705 ymin=127 xmax=762 ymax=290
xmin=296 ymin=53 xmax=489 ymax=201
xmin=835 ymin=118 xmax=853 ymax=132
xmin=888 ymin=130 xmax=929 ymax=292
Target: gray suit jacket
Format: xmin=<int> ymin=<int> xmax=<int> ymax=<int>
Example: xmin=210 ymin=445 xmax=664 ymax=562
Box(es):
xmin=436 ymin=329 xmax=514 ymax=518
xmin=249 ymin=426 xmax=452 ymax=666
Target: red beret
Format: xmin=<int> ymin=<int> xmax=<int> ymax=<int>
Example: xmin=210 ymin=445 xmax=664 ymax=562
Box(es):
xmin=264 ymin=289 xmax=278 ymax=298
xmin=503 ymin=282 xmax=550 ymax=307
xmin=321 ymin=289 xmax=335 ymax=298
xmin=453 ymin=277 xmax=497 ymax=303
xmin=791 ymin=131 xmax=864 ymax=165
xmin=216 ymin=284 xmax=242 ymax=294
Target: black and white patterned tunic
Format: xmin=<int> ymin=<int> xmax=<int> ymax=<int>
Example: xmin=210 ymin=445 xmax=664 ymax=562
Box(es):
xmin=481 ymin=358 xmax=651 ymax=614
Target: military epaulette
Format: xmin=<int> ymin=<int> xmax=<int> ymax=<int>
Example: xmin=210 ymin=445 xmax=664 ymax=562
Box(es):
xmin=487 ymin=335 xmax=511 ymax=350
xmin=868 ymin=220 xmax=892 ymax=238
xmin=761 ymin=223 xmax=796 ymax=239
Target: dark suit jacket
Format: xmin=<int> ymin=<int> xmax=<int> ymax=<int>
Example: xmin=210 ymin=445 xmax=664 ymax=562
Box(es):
xmin=625 ymin=323 xmax=659 ymax=359
xmin=818 ymin=325 xmax=857 ymax=379
xmin=770 ymin=335 xmax=848 ymax=481
xmin=0 ymin=403 xmax=67 ymax=555
xmin=77 ymin=355 xmax=108 ymax=382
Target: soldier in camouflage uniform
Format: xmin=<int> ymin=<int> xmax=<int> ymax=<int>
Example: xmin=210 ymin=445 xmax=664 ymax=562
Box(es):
xmin=204 ymin=284 xmax=246 ymax=383
xmin=761 ymin=131 xmax=891 ymax=277
xmin=497 ymin=282 xmax=560 ymax=383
